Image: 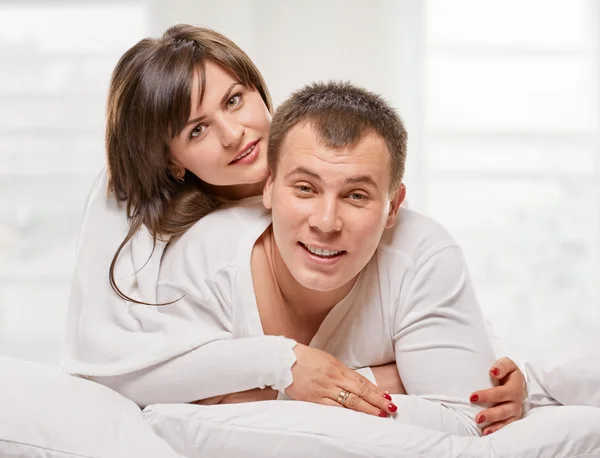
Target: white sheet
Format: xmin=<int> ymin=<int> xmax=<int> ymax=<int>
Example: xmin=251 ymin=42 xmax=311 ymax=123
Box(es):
xmin=144 ymin=399 xmax=600 ymax=458
xmin=525 ymin=344 xmax=600 ymax=409
xmin=0 ymin=356 xmax=183 ymax=458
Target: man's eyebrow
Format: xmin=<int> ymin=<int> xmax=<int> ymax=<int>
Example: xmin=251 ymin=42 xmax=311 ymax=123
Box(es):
xmin=184 ymin=82 xmax=241 ymax=127
xmin=284 ymin=166 xmax=322 ymax=181
xmin=343 ymin=175 xmax=378 ymax=188
xmin=285 ymin=168 xmax=378 ymax=188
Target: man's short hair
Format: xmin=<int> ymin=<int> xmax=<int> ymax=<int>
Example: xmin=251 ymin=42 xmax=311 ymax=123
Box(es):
xmin=267 ymin=81 xmax=407 ymax=190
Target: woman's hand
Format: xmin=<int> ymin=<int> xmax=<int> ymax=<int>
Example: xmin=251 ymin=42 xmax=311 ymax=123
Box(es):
xmin=470 ymin=357 xmax=526 ymax=435
xmin=286 ymin=344 xmax=396 ymax=418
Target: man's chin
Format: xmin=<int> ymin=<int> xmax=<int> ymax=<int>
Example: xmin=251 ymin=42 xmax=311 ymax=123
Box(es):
xmin=292 ymin=271 xmax=346 ymax=293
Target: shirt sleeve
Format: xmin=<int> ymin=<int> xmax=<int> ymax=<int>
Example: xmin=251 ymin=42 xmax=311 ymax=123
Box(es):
xmin=392 ymin=245 xmax=497 ymax=436
xmin=90 ymin=336 xmax=297 ymax=408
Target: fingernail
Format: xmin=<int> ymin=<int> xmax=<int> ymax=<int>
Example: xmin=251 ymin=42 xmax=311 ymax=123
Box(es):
xmin=484 ymin=430 xmax=492 ymax=436
xmin=491 ymin=367 xmax=501 ymax=377
xmin=387 ymin=403 xmax=397 ymax=413
xmin=378 ymin=410 xmax=388 ymax=418
xmin=383 ymin=392 xmax=392 ymax=401
xmin=470 ymin=394 xmax=479 ymax=403
xmin=477 ymin=415 xmax=486 ymax=424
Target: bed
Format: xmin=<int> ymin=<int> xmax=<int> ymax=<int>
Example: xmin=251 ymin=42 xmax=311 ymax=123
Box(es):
xmin=2 ymin=354 xmax=599 ymax=458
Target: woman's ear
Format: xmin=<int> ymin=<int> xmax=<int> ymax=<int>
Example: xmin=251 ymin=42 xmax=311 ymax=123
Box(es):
xmin=386 ymin=183 xmax=406 ymax=229
xmin=169 ymin=158 xmax=186 ymax=183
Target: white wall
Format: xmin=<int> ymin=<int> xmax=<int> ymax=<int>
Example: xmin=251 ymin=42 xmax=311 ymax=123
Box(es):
xmin=0 ymin=0 xmax=598 ymax=366
xmin=149 ymin=0 xmax=428 ymax=206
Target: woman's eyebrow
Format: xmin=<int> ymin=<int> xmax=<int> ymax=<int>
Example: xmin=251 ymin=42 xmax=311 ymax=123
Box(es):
xmin=184 ymin=82 xmax=243 ymax=128
xmin=185 ymin=114 xmax=206 ymax=127
xmin=220 ymin=82 xmax=242 ymax=105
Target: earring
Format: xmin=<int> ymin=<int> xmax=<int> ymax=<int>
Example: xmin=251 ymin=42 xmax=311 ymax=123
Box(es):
xmin=175 ymin=170 xmax=185 ymax=183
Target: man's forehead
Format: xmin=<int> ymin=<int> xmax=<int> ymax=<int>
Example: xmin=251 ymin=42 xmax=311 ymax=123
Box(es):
xmin=279 ymin=125 xmax=391 ymax=190
xmin=281 ymin=122 xmax=388 ymax=158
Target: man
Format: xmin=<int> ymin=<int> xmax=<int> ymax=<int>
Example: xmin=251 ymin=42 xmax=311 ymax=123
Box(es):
xmin=155 ymin=81 xmax=498 ymax=435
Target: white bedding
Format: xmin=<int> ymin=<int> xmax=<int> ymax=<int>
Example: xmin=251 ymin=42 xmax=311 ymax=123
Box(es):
xmin=0 ymin=356 xmax=183 ymax=458
xmin=3 ymin=346 xmax=600 ymax=458
xmin=144 ymin=400 xmax=600 ymax=458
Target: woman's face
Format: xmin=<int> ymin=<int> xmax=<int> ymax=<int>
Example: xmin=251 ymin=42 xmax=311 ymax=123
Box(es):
xmin=169 ymin=60 xmax=271 ymax=198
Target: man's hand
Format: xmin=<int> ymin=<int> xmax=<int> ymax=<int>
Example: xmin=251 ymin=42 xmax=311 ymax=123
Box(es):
xmin=470 ymin=357 xmax=526 ymax=436
xmin=371 ymin=363 xmax=406 ymax=395
xmin=191 ymin=387 xmax=278 ymax=405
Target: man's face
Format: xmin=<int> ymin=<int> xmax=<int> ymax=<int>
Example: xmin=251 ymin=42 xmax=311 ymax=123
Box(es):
xmin=263 ymin=122 xmax=405 ymax=292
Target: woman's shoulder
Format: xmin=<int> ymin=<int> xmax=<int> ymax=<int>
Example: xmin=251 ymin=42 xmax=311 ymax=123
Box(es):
xmin=164 ymin=199 xmax=270 ymax=273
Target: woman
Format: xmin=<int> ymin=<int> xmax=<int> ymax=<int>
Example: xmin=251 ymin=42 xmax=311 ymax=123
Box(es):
xmin=62 ymin=24 xmax=523 ymax=436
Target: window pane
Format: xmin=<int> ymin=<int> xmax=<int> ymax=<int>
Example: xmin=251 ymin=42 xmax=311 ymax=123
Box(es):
xmin=428 ymin=141 xmax=596 ymax=175
xmin=0 ymin=2 xmax=149 ymax=365
xmin=0 ymin=177 xmax=94 ymax=278
xmin=0 ymin=4 xmax=147 ymax=52
xmin=427 ymin=55 xmax=597 ymax=131
xmin=427 ymin=0 xmax=590 ymax=49
xmin=428 ymin=179 xmax=598 ymax=358
xmin=0 ymin=282 xmax=71 ymax=366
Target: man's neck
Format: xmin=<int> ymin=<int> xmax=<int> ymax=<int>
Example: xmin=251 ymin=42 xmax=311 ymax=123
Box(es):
xmin=265 ymin=227 xmax=357 ymax=326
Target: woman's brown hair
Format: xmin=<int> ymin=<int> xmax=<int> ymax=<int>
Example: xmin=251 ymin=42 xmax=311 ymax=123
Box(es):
xmin=106 ymin=24 xmax=272 ymax=304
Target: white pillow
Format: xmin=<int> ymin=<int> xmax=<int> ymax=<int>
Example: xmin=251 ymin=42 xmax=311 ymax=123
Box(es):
xmin=144 ymin=398 xmax=600 ymax=458
xmin=144 ymin=399 xmax=471 ymax=458
xmin=0 ymin=356 xmax=183 ymax=458
xmin=489 ymin=405 xmax=600 ymax=457
xmin=525 ymin=345 xmax=600 ymax=408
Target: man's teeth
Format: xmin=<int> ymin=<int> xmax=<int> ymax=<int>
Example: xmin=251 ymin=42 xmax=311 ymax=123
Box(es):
xmin=234 ymin=144 xmax=255 ymax=161
xmin=305 ymin=244 xmax=342 ymax=257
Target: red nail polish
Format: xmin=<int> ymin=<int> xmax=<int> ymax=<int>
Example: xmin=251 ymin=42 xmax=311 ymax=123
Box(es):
xmin=378 ymin=410 xmax=388 ymax=418
xmin=477 ymin=415 xmax=486 ymax=424
xmin=383 ymin=393 xmax=392 ymax=401
xmin=388 ymin=403 xmax=397 ymax=413
xmin=491 ymin=367 xmax=500 ymax=377
xmin=484 ymin=430 xmax=492 ymax=436
xmin=470 ymin=394 xmax=479 ymax=403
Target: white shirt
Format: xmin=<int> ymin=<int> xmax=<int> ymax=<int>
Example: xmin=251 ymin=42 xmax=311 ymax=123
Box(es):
xmin=63 ymin=170 xmax=497 ymax=436
xmin=152 ymin=199 xmax=497 ymax=435
xmin=63 ymin=170 xmax=298 ymax=398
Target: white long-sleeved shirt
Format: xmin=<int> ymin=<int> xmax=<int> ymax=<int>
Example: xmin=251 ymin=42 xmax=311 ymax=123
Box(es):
xmin=63 ymin=170 xmax=298 ymax=393
xmin=150 ymin=200 xmax=496 ymax=435
xmin=63 ymin=170 xmax=497 ymax=435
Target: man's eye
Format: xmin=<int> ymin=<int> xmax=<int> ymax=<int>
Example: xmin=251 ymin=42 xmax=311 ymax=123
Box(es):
xmin=298 ymin=185 xmax=313 ymax=193
xmin=349 ymin=193 xmax=366 ymax=201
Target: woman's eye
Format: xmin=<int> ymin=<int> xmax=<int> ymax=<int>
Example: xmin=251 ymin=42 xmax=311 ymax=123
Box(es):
xmin=227 ymin=94 xmax=242 ymax=108
xmin=190 ymin=124 xmax=207 ymax=138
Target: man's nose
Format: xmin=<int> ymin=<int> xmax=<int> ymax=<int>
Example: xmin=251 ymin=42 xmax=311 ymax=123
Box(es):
xmin=308 ymin=196 xmax=342 ymax=233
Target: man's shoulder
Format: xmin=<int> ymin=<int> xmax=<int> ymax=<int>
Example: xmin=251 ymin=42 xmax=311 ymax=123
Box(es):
xmin=377 ymin=206 xmax=458 ymax=270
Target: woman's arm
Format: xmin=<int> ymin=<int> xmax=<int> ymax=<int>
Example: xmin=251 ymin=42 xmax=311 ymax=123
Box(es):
xmin=89 ymin=336 xmax=297 ymax=408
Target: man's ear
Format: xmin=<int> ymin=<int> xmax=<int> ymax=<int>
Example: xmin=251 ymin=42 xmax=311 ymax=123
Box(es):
xmin=386 ymin=183 xmax=406 ymax=229
xmin=262 ymin=172 xmax=274 ymax=210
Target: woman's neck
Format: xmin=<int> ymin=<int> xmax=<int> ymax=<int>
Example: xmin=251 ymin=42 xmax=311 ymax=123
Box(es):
xmin=205 ymin=179 xmax=266 ymax=201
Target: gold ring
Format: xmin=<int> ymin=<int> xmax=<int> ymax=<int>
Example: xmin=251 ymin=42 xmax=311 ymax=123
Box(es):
xmin=336 ymin=389 xmax=351 ymax=406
